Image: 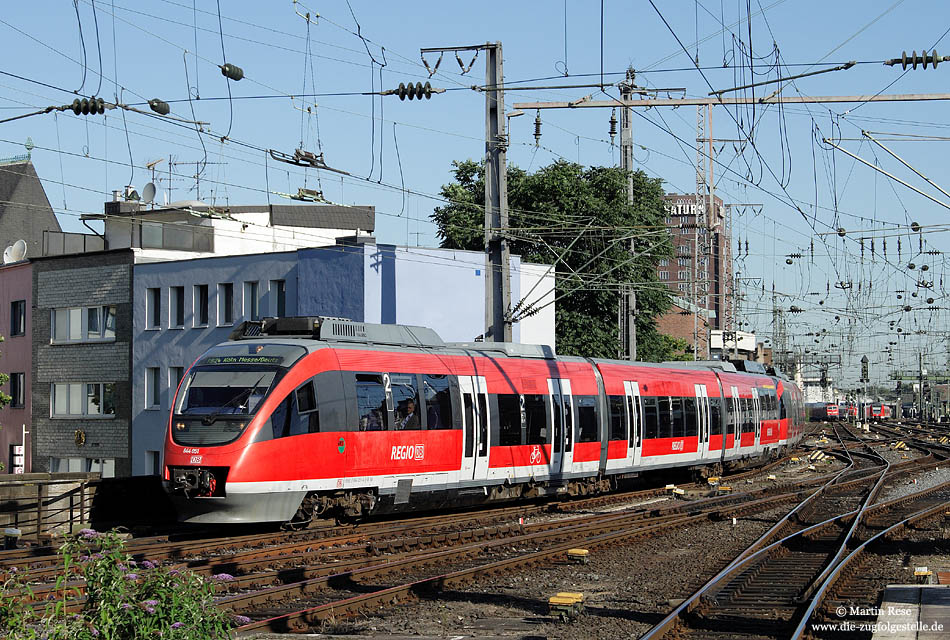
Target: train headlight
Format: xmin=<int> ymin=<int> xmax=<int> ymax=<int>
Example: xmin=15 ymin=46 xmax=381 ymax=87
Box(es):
xmin=175 ymin=421 xmax=186 ymax=431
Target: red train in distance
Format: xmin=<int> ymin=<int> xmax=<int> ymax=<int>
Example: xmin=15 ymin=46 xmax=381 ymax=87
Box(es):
xmin=163 ymin=317 xmax=806 ymax=524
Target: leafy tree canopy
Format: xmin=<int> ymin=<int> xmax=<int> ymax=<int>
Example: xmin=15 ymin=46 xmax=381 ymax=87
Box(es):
xmin=431 ymin=159 xmax=684 ymax=361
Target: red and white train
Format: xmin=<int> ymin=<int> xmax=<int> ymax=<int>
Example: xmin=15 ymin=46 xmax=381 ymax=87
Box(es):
xmin=163 ymin=317 xmax=806 ymax=524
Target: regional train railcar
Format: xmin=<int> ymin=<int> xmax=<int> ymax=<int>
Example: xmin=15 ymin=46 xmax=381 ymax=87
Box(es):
xmin=163 ymin=317 xmax=805 ymax=524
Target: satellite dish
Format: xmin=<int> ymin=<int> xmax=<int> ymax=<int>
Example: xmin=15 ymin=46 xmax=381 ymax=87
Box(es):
xmin=142 ymin=182 xmax=156 ymax=205
xmin=10 ymin=239 xmax=27 ymax=261
xmin=2 ymin=246 xmax=13 ymax=264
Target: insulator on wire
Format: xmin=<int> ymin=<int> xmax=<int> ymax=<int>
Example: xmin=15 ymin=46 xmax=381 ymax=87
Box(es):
xmin=884 ymin=49 xmax=947 ymax=70
xmin=608 ymin=108 xmax=617 ymax=146
xmin=148 ymin=99 xmax=170 ymax=116
xmin=220 ymin=63 xmax=244 ymax=81
xmin=533 ymin=110 xmax=542 ymax=147
xmin=396 ymin=81 xmax=433 ymax=100
xmin=71 ymin=97 xmax=105 ymax=116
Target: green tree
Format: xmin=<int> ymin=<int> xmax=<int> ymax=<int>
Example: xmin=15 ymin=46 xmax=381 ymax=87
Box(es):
xmin=432 ymin=159 xmax=682 ymax=360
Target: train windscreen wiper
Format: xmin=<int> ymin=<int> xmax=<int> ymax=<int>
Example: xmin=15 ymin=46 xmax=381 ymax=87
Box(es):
xmin=201 ymin=375 xmax=266 ymax=426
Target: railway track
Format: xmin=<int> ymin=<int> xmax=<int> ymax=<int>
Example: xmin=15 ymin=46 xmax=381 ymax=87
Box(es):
xmin=639 ymin=424 xmax=948 ymax=640
xmin=16 ymin=428 xmax=940 ymax=637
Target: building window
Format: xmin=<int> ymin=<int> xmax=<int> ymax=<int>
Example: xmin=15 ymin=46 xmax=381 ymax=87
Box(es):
xmin=170 ymin=286 xmax=185 ymax=328
xmin=218 ymin=283 xmax=233 ymax=326
xmin=146 ymin=367 xmax=161 ymax=409
xmin=270 ymin=279 xmax=286 ymax=317
xmin=146 ymin=288 xmax=161 ymax=329
xmin=244 ymin=281 xmax=259 ymax=320
xmin=145 ymin=450 xmax=162 ymax=476
xmin=678 ymin=270 xmax=689 ymax=281
xmin=678 ymin=258 xmax=689 ymax=267
xmin=659 ymin=259 xmax=669 ymax=267
xmin=677 ymin=245 xmax=690 ymax=255
xmin=194 ymin=285 xmax=209 ymax=327
xmin=10 ymin=300 xmax=25 ymax=336
xmin=169 ymin=366 xmax=184 ymax=394
xmin=658 ymin=271 xmax=669 ymax=280
xmin=51 ymin=382 xmax=115 ymax=417
xmin=9 ymin=372 xmax=24 ymax=408
xmin=51 ymin=306 xmax=116 ymax=343
xmin=677 ymin=283 xmax=688 ymax=292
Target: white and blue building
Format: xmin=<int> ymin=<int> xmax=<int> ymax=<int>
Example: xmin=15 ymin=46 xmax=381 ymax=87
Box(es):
xmin=131 ymin=240 xmax=554 ymax=475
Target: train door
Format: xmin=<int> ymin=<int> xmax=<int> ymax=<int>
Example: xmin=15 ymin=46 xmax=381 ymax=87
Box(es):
xmin=730 ymin=386 xmax=741 ymax=451
xmin=624 ymin=381 xmax=642 ymax=468
xmin=458 ymin=375 xmax=490 ymax=482
xmin=694 ymin=383 xmax=714 ymax=461
xmin=547 ymin=378 xmax=574 ymax=476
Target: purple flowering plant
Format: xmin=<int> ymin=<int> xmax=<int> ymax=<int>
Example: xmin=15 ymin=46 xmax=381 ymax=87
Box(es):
xmin=0 ymin=529 xmax=233 ymax=639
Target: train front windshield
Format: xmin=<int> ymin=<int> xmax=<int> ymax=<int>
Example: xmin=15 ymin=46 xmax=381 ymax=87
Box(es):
xmin=170 ymin=343 xmax=306 ymax=446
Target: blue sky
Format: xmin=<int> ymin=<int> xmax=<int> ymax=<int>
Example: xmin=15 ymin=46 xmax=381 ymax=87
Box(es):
xmin=3 ymin=1 xmax=949 ymax=384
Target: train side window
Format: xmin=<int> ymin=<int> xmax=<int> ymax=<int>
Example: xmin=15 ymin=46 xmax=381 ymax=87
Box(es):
xmin=576 ymin=396 xmax=598 ymax=443
xmin=390 ymin=373 xmax=421 ymax=430
xmin=608 ymin=395 xmax=626 ymax=441
xmin=670 ymin=397 xmax=685 ymax=438
xmin=463 ymin=393 xmax=475 ymax=456
xmin=477 ymin=394 xmax=488 ymax=455
xmin=524 ymin=394 xmax=547 ymax=445
xmin=423 ymin=374 xmax=454 ymax=429
xmin=293 ymin=380 xmax=319 ymax=434
xmin=356 ymin=374 xmax=389 ymax=431
xmin=658 ymin=397 xmax=673 ymax=439
xmin=709 ymin=397 xmax=722 ymax=435
xmin=683 ymin=396 xmax=697 ymax=437
xmin=271 ymin=394 xmax=292 ymax=439
xmin=497 ymin=393 xmax=522 ymax=446
xmin=629 ymin=395 xmax=641 ymax=446
xmin=642 ymin=396 xmax=659 ymax=439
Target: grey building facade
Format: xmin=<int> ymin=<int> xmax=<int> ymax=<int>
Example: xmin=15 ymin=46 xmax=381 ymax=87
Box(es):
xmin=32 ymin=250 xmax=134 ymax=477
xmin=0 ymin=157 xmax=61 ymax=259
xmin=132 ymin=251 xmax=300 ymax=475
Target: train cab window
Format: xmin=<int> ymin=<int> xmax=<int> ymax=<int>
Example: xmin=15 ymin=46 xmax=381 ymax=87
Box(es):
xmin=524 ymin=394 xmax=547 ymax=445
xmin=683 ymin=396 xmax=697 ymax=437
xmin=356 ymin=374 xmax=389 ymax=431
xmin=643 ymin=396 xmax=659 ymax=439
xmin=293 ymin=380 xmax=319 ymax=434
xmin=391 ymin=373 xmax=421 ymax=430
xmin=709 ymin=397 xmax=722 ymax=435
xmin=608 ymin=395 xmax=626 ymax=441
xmin=423 ymin=374 xmax=454 ymax=429
xmin=576 ymin=396 xmax=598 ymax=443
xmin=670 ymin=397 xmax=685 ymax=438
xmin=658 ymin=397 xmax=673 ymax=440
xmin=497 ymin=393 xmax=523 ymax=446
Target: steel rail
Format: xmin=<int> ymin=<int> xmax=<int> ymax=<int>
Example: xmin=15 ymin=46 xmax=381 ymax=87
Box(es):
xmin=638 ymin=424 xmax=889 ymax=639
xmin=792 ymin=484 xmax=950 ymax=638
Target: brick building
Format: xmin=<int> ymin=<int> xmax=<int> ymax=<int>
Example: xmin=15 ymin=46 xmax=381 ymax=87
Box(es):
xmin=657 ymin=193 xmax=733 ymax=355
xmin=31 ymin=250 xmax=134 ymax=476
